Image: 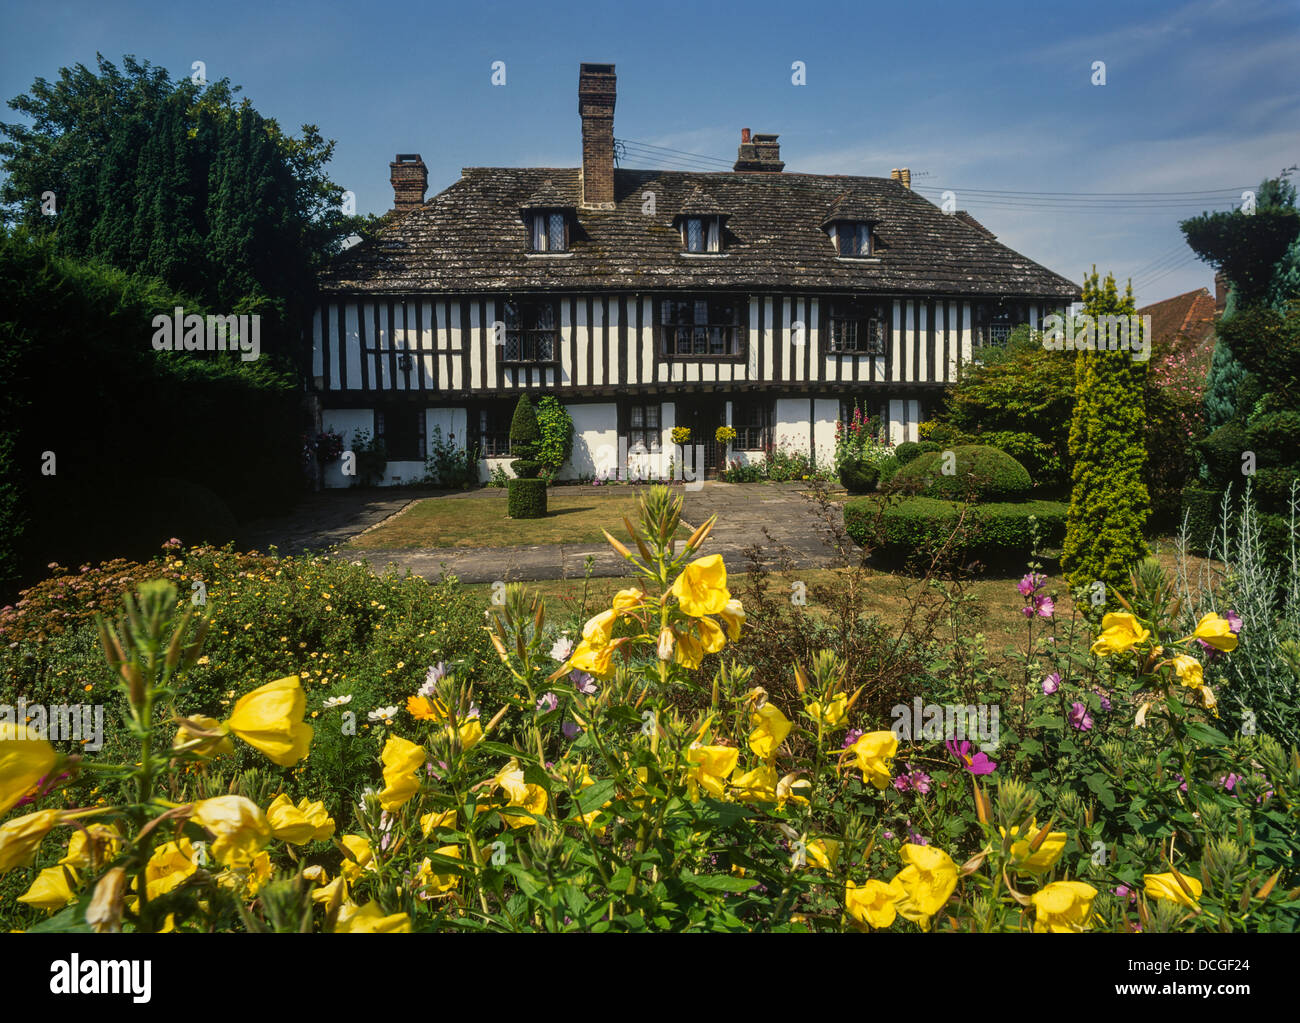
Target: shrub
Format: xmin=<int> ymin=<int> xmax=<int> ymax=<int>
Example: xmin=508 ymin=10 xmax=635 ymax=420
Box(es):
xmin=895 ymin=442 xmax=923 ymax=465
xmin=423 ymin=426 xmax=480 ymax=488
xmin=839 ymin=459 xmax=879 ymax=494
xmin=535 ymin=396 xmax=574 ymax=480
xmin=508 ymin=395 xmax=542 ymax=474
xmin=1180 ymin=481 xmax=1225 ymax=551
xmin=845 ymin=496 xmax=1068 ymax=564
xmin=507 ymin=478 xmax=547 ymax=519
xmin=877 ymin=454 xmax=902 ymax=485
xmin=892 ymin=444 xmax=1033 ymax=502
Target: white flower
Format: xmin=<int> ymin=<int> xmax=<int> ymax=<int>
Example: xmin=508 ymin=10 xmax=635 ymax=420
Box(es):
xmin=419 ymin=662 xmax=448 ymax=697
xmin=550 ymin=636 xmax=574 ymax=662
xmin=368 ymin=705 xmax=399 ymax=722
xmin=323 ymin=694 xmax=353 ymax=709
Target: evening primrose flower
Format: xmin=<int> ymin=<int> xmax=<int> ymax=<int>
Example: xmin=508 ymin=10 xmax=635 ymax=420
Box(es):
xmin=191 ymin=795 xmax=271 ymax=867
xmin=59 ymin=823 xmax=122 ymax=869
xmin=1000 ymin=820 xmax=1067 ymax=874
xmin=379 ymin=735 xmax=427 ymax=811
xmin=339 ymin=835 xmax=376 ymax=883
xmin=0 ymin=722 xmax=59 ymax=815
xmin=224 ymin=675 xmax=313 ymax=766
xmin=334 ymin=901 xmax=412 ymax=933
xmin=807 ymin=693 xmax=848 ymax=729
xmin=845 ymin=878 xmax=904 ymax=930
xmin=1089 ymin=612 xmax=1150 ymax=657
xmin=1144 ymin=870 xmax=1203 ymax=908
xmin=266 ymin=794 xmax=336 ymax=844
xmin=18 ymin=865 xmax=80 ymax=913
xmin=719 ymin=598 xmax=746 ymax=641
xmin=0 ymin=809 xmax=62 ymax=872
xmin=891 ymin=844 xmax=958 ymax=929
xmin=1171 ymin=654 xmax=1204 ymax=688
xmin=674 ymin=617 xmax=727 ymax=670
xmin=805 ymin=838 xmax=841 ymax=872
xmin=420 ymin=808 xmax=457 ymax=837
xmin=611 ymin=587 xmax=646 ymax=614
xmin=1031 ymin=880 xmax=1098 ymax=932
xmin=415 ymin=847 xmax=462 ymax=898
xmin=492 ymin=758 xmax=548 ymax=828
xmin=143 ymin=839 xmax=198 ymax=899
xmin=848 ymin=731 xmax=898 ymax=789
xmin=670 ymin=554 xmax=731 ymax=617
xmin=730 ymin=764 xmax=778 ymax=803
xmin=749 ymin=702 xmax=793 ymax=760
xmin=1188 ymin=612 xmax=1237 ymax=653
xmin=686 ymin=743 xmax=739 ymax=799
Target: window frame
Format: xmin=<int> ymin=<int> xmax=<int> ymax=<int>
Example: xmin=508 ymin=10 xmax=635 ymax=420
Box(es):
xmin=657 ymin=295 xmax=748 ymax=360
xmin=730 ymin=397 xmax=772 ymax=451
xmin=826 ymin=297 xmax=889 ymax=354
xmin=478 ymin=404 xmax=513 ymax=458
xmin=681 ymin=216 xmax=722 ymax=254
xmin=831 ymin=220 xmax=873 ymax=258
xmin=528 ymin=210 xmax=570 ymax=253
xmin=500 ymin=298 xmax=560 ymax=364
xmin=374 ymin=405 xmax=425 ymax=462
xmin=627 ymin=402 xmax=662 ymax=454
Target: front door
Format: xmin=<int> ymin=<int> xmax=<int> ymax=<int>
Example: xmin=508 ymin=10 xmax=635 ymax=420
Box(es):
xmin=675 ymin=398 xmax=726 ymax=479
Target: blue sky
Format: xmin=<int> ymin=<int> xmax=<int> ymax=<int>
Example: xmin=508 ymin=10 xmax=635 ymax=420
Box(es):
xmin=2 ymin=0 xmax=1297 ymax=305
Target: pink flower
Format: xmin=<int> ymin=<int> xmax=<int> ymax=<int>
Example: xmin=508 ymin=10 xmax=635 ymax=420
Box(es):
xmin=946 ymin=739 xmax=997 ymax=775
xmin=1069 ymin=702 xmax=1094 ymax=731
xmin=1042 ymin=672 xmax=1061 ymax=695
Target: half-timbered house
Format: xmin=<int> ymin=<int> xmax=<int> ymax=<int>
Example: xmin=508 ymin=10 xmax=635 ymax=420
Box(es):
xmin=311 ymin=63 xmax=1079 ymax=485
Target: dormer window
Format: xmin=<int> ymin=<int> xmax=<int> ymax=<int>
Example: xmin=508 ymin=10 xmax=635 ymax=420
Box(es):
xmin=831 ymin=221 xmax=873 ymax=258
xmin=529 ymin=210 xmax=569 ymax=253
xmin=682 ymin=216 xmax=721 ymax=253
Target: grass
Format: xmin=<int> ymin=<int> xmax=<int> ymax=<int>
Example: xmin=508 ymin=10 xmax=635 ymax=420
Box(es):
xmin=347 ymin=489 xmax=677 ymax=549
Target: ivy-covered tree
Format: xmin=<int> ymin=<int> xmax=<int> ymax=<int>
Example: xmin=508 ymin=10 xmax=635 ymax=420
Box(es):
xmin=1061 ymin=269 xmax=1150 ymax=605
xmin=0 ymin=54 xmax=369 ymax=362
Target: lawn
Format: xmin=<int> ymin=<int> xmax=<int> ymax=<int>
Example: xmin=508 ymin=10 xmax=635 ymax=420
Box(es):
xmin=346 ymin=489 xmax=680 ymax=549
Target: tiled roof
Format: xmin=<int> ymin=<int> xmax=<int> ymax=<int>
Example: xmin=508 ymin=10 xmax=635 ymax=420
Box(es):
xmin=321 ymin=167 xmax=1081 ymax=299
xmin=1139 ymin=287 xmax=1218 ymax=376
xmin=520 ymin=178 xmax=575 ymax=210
xmin=822 ymin=191 xmax=883 ymax=227
xmin=676 ymin=186 xmax=728 ymax=219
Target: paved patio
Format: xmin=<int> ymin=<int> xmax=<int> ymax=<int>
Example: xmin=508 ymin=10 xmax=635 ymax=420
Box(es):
xmin=237 ymin=482 xmax=850 ymax=584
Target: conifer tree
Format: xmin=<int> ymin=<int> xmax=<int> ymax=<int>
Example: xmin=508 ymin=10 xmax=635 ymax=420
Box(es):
xmin=1061 ymin=269 xmax=1150 ymax=606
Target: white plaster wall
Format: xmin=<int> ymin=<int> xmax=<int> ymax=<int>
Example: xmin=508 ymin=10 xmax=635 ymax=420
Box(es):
xmin=322 ymin=408 xmax=373 ymax=488
xmin=887 ymin=399 xmax=921 ymax=445
xmin=568 ymin=402 xmax=619 ymax=480
xmin=812 ymin=398 xmax=840 ymax=469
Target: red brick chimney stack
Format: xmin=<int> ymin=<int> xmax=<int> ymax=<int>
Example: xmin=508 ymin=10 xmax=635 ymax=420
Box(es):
xmin=389 ymin=154 xmax=428 ymax=212
xmin=578 ymin=63 xmax=617 ymax=209
xmin=734 ymin=131 xmax=784 ymax=172
xmin=1214 ymin=270 xmax=1228 ymax=313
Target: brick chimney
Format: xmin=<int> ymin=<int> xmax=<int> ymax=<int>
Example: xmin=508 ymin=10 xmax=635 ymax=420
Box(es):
xmin=578 ymin=63 xmax=616 ymax=209
xmin=890 ymin=167 xmax=911 ymax=189
xmin=1214 ymin=270 xmax=1228 ymax=312
xmin=734 ymin=130 xmax=784 ymax=172
xmin=389 ymin=154 xmax=428 ymax=212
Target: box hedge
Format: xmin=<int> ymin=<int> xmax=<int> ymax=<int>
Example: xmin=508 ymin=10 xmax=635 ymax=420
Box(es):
xmin=507 ymin=478 xmax=548 ymax=519
xmin=839 ymin=459 xmax=879 ymax=494
xmin=891 ymin=444 xmax=1033 ymax=501
xmin=844 ymin=496 xmax=1068 ymax=563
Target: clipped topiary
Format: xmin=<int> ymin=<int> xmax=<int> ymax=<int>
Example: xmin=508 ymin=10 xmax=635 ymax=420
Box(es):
xmin=892 ymin=444 xmax=1032 ymax=502
xmin=839 ymin=458 xmax=879 ymax=494
xmin=507 ymin=395 xmax=547 ymax=517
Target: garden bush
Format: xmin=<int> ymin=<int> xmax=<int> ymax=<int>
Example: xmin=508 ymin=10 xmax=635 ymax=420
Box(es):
xmin=845 ymin=496 xmax=1068 ymax=564
xmin=894 ymin=441 xmax=940 ymax=466
xmin=507 ymin=478 xmax=548 ymax=519
xmin=838 ymin=458 xmax=879 ymax=494
xmin=891 ymin=445 xmax=1033 ymax=502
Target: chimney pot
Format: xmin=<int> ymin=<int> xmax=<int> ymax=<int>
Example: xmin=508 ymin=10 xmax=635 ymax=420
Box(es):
xmin=741 ymin=128 xmax=751 ymax=144
xmin=890 ymin=168 xmax=901 ymax=181
xmin=389 ymin=153 xmax=428 ymax=212
xmin=578 ymin=63 xmax=617 ymax=209
xmin=900 ymin=167 xmax=911 ymax=189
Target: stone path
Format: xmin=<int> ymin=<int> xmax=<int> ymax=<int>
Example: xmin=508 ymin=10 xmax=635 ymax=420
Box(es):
xmin=239 ymin=482 xmax=850 ymax=584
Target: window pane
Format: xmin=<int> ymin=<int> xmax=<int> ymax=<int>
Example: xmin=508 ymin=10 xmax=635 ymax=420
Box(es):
xmin=503 ymin=300 xmax=520 ymax=328
xmin=687 ymin=218 xmax=703 ymax=252
xmin=532 ymin=215 xmax=546 ymax=251
xmin=707 ymin=218 xmax=720 ymax=252
xmin=646 ymin=405 xmax=659 ymax=428
xmin=631 ymin=407 xmax=644 ymax=427
xmin=857 ymin=224 xmax=870 ymax=255
xmin=548 ymin=213 xmax=565 ymax=251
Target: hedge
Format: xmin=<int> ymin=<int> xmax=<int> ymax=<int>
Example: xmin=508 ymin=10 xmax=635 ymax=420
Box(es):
xmin=507 ymin=478 xmax=548 ymax=519
xmin=839 ymin=459 xmax=879 ymax=494
xmin=891 ymin=444 xmax=1033 ymax=502
xmin=844 ymin=496 xmax=1068 ymax=563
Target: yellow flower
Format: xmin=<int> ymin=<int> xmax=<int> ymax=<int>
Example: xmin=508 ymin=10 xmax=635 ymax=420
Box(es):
xmin=807 ymin=694 xmax=848 ymax=729
xmin=144 ymin=839 xmax=198 ymax=899
xmin=451 ymin=716 xmax=484 ymax=751
xmin=686 ymin=743 xmax=739 ymax=799
xmin=420 ymin=808 xmax=457 ymax=837
xmin=674 ymin=618 xmax=727 ymax=670
xmin=670 ymin=554 xmax=731 ymax=617
xmin=731 ymin=764 xmax=778 ymax=803
xmin=719 ymin=598 xmax=746 ymax=641
xmin=1199 ymin=686 xmax=1218 ymax=715
xmin=805 ymin=838 xmax=842 ymax=872
xmin=1000 ymin=820 xmax=1067 ymax=874
xmin=1031 ymin=880 xmax=1099 ymax=932
xmin=776 ymin=771 xmax=812 ymax=807
xmin=1090 ymin=612 xmax=1151 ymax=656
xmin=1190 ymin=612 xmax=1237 ymax=652
xmin=570 ymin=636 xmax=618 ymax=678
xmin=848 ymin=731 xmax=898 ymax=789
xmin=334 ymin=901 xmax=412 ymax=933
xmin=492 ymin=758 xmax=548 ymax=828
xmin=845 ymin=878 xmax=903 ymax=930
xmin=891 ymin=844 xmax=958 ymax=929
xmin=1171 ymin=654 xmax=1204 ymax=688
xmin=18 ymin=865 xmax=80 ymax=913
xmin=224 ymin=675 xmax=313 ymax=766
xmin=192 ymin=795 xmax=271 ymax=867
xmin=311 ymin=876 xmax=347 ymax=905
xmin=266 ymin=793 xmax=335 ymax=844
xmin=0 ymin=722 xmax=58 ymax=816
xmin=339 ymin=835 xmax=376 ymax=883
xmin=612 ymin=588 xmax=645 ymax=614
xmin=415 ymin=846 xmax=462 ymax=897
xmin=580 ymin=608 xmax=617 ymax=646
xmin=749 ymin=702 xmax=792 ymax=760
xmin=379 ymin=735 xmax=427 ymax=811
xmin=172 ymin=714 xmax=235 ymax=759
xmin=1144 ymin=870 xmax=1203 ymax=908
xmin=0 ymin=809 xmax=62 ymax=872
xmin=59 ymin=823 xmax=122 ymax=869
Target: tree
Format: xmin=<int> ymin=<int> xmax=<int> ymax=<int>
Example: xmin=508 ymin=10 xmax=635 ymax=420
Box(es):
xmin=1061 ymin=270 xmax=1150 ymax=606
xmin=507 ymin=395 xmax=547 ymax=519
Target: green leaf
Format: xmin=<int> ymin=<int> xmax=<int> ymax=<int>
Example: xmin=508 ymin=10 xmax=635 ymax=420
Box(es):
xmin=679 ymin=870 xmax=758 ymax=894
xmin=577 ymin=779 xmax=617 ymax=814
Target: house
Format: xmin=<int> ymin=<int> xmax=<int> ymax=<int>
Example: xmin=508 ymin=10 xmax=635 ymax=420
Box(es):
xmin=310 ymin=63 xmax=1080 ymax=485
xmin=1138 ymin=282 xmax=1219 ymax=398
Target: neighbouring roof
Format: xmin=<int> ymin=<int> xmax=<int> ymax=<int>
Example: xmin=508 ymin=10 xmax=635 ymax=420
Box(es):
xmin=321 ymin=167 xmax=1081 ymax=299
xmin=1139 ymin=287 xmax=1218 ymax=378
